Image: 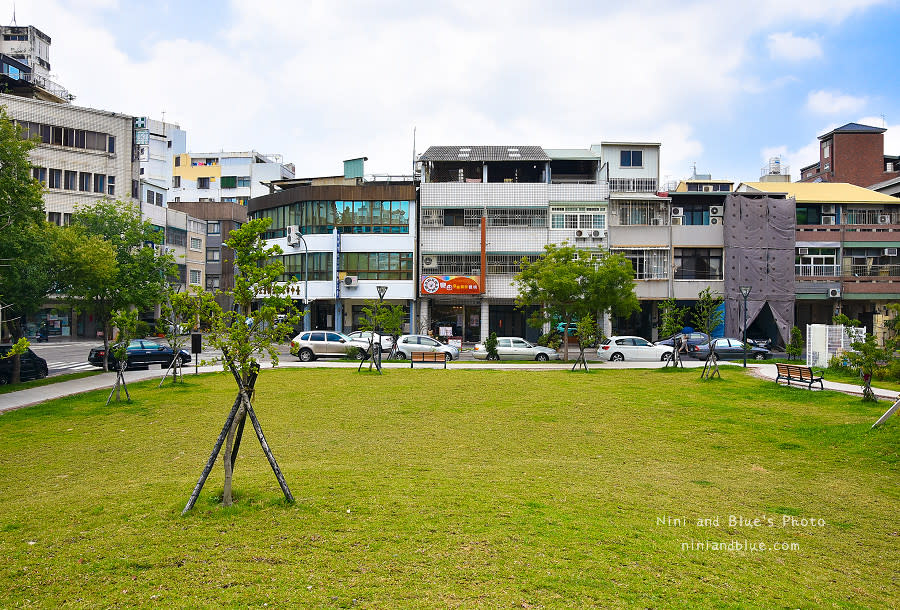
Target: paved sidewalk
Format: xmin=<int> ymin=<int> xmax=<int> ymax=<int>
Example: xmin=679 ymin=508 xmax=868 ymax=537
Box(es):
xmin=2 ymin=360 xmax=897 ymax=415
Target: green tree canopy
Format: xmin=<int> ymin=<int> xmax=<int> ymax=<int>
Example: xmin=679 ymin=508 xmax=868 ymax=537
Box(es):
xmin=691 ymin=287 xmax=724 ymax=337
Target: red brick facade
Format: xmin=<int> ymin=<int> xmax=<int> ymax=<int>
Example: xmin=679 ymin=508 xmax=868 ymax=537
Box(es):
xmin=801 ymin=128 xmax=900 ymax=187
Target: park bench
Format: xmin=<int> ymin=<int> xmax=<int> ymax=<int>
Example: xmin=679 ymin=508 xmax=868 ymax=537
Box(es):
xmin=410 ymin=351 xmax=449 ymax=369
xmin=775 ymin=363 xmax=824 ymax=390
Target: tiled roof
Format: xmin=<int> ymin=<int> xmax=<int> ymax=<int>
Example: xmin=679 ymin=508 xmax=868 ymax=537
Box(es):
xmin=419 ymin=146 xmax=550 ymax=162
xmin=738 ymin=182 xmax=899 ymax=203
xmin=819 ymin=122 xmax=886 ymax=139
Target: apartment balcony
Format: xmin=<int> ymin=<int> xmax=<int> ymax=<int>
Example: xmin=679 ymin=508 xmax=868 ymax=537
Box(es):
xmin=795 ymin=264 xmax=841 ymax=277
xmin=608 ymin=178 xmax=658 ymax=194
xmin=420 ymin=182 xmax=609 ymax=207
xmin=844 ymin=263 xmax=900 ymax=278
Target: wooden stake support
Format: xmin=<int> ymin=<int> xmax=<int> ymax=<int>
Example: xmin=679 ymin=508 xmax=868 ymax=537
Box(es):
xmin=700 ymin=350 xmax=720 ymax=380
xmin=872 ymin=398 xmax=900 ymax=428
xmin=105 ymin=362 xmax=130 ymax=405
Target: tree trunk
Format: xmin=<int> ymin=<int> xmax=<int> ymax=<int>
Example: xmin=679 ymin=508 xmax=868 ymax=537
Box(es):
xmin=102 ymin=322 xmax=110 ymax=372
xmin=222 ymin=402 xmax=245 ymax=507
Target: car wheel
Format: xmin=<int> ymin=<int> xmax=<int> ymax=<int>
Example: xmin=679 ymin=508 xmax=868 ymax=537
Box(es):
xmin=393 ymin=351 xmax=406 ymax=360
xmin=298 ymin=348 xmax=315 ymax=362
xmin=444 ymin=352 xmax=452 ymax=362
xmin=37 ymin=365 xmax=48 ymax=379
xmin=354 ymin=348 xmax=367 ymax=360
xmin=536 ymin=353 xmax=549 ymax=362
xmin=755 ymin=353 xmax=767 ymax=360
xmin=610 ymin=352 xmax=624 ymax=362
xmin=661 ymin=352 xmax=673 ymax=361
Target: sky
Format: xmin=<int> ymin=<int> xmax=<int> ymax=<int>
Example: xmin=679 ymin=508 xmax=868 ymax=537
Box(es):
xmin=5 ymin=0 xmax=900 ymax=184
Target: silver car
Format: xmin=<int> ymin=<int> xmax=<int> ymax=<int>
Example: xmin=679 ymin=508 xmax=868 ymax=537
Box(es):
xmin=346 ymin=331 xmax=395 ymax=353
xmin=472 ymin=337 xmax=559 ymax=361
xmin=395 ymin=335 xmax=460 ymax=361
xmin=290 ymin=331 xmax=370 ymax=361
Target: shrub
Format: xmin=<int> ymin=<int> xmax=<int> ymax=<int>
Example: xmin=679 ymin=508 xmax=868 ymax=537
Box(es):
xmin=485 ymin=332 xmax=499 ymax=360
xmin=538 ymin=331 xmax=562 ymax=351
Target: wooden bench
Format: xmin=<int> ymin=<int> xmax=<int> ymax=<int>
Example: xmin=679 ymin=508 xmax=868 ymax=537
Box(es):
xmin=775 ymin=363 xmax=824 ymax=390
xmin=410 ymin=351 xmax=448 ymax=369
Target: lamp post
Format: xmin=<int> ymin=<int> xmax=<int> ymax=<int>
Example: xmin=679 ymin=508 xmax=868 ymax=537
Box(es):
xmin=739 ymin=285 xmax=752 ymax=368
xmin=297 ymin=234 xmax=310 ymax=331
xmin=375 ymin=285 xmax=388 ymax=371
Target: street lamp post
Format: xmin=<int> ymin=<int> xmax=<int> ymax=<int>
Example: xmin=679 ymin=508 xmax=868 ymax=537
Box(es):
xmin=739 ymin=285 xmax=752 ymax=368
xmin=375 ymin=285 xmax=388 ymax=371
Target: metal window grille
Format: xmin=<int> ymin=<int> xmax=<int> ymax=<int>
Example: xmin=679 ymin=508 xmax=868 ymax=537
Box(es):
xmin=611 ymin=248 xmax=669 ymax=279
xmin=609 ymin=178 xmax=658 ymax=193
xmin=613 ymin=200 xmax=668 ymax=226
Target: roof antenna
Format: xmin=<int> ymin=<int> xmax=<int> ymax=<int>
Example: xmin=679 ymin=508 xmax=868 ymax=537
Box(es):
xmin=882 ymin=113 xmax=886 ymax=128
xmin=10 ymin=2 xmax=17 ymax=25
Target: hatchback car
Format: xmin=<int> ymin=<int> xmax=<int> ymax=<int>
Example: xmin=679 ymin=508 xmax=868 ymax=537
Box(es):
xmin=689 ymin=338 xmax=770 ymax=361
xmin=472 ymin=337 xmax=560 ymax=361
xmin=290 ymin=331 xmax=370 ymax=361
xmin=394 ymin=335 xmax=460 ymax=361
xmin=597 ymin=336 xmax=674 ymax=362
xmin=88 ymin=339 xmax=190 ymax=370
xmin=0 ymin=344 xmax=49 ymax=384
xmin=346 ymin=331 xmax=395 ymax=353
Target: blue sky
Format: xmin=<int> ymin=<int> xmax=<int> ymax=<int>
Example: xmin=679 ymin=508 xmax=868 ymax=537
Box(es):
xmin=6 ymin=0 xmax=900 ymax=183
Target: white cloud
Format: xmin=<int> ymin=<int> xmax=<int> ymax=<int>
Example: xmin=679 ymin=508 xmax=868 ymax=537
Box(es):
xmin=766 ymin=32 xmax=823 ymax=61
xmin=807 ymin=90 xmax=868 ymax=115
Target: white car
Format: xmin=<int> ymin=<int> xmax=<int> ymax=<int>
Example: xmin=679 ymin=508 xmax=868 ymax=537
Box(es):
xmin=472 ymin=337 xmax=560 ymax=361
xmin=598 ymin=336 xmax=674 ymax=362
xmin=346 ymin=331 xmax=395 ymax=353
xmin=394 ymin=335 xmax=460 ymax=361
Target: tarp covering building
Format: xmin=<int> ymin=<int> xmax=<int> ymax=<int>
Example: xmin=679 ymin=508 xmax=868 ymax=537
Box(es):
xmin=723 ymin=194 xmax=795 ymax=346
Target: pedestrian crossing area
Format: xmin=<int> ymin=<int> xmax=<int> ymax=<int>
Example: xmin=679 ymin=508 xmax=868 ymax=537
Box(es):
xmin=46 ymin=360 xmax=98 ymax=374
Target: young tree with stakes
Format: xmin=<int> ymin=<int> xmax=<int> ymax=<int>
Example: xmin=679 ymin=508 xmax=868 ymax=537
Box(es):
xmin=691 ymin=287 xmax=724 ymax=338
xmin=183 ymin=218 xmax=303 ymax=513
xmin=156 ymin=286 xmax=219 ymax=386
xmin=572 ymin=313 xmax=598 ymax=372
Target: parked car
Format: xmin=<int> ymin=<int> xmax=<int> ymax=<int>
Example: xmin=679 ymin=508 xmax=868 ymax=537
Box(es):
xmin=290 ymin=331 xmax=370 ymax=361
xmin=555 ymin=322 xmax=579 ymax=336
xmin=0 ymin=344 xmax=49 ymax=385
xmin=394 ymin=335 xmax=460 ymax=361
xmin=597 ymin=336 xmax=674 ymax=362
xmin=689 ymin=338 xmax=770 ymax=361
xmin=88 ymin=339 xmax=190 ymax=370
xmin=346 ymin=331 xmax=395 ymax=353
xmin=655 ymin=331 xmax=711 ymax=350
xmin=472 ymin=337 xmax=560 ymax=361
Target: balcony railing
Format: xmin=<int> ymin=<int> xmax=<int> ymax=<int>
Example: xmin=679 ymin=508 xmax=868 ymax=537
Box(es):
xmin=795 ymin=264 xmax=841 ymax=277
xmin=846 ymin=264 xmax=900 ymax=277
xmin=609 ymin=178 xmax=658 ymax=193
xmin=1 ymin=70 xmax=74 ymax=101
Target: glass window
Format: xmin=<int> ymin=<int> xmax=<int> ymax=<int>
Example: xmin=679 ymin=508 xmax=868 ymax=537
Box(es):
xmin=206 ymin=248 xmax=220 ymax=263
xmin=309 ymin=332 xmax=325 ymax=342
xmin=620 ymin=150 xmax=642 ymax=167
xmin=107 ymin=176 xmax=116 ymax=196
xmin=93 ymin=174 xmax=105 ymax=193
xmin=49 ymin=169 xmax=61 ymax=189
xmin=107 ymin=136 xmax=116 ymax=153
xmin=207 ymin=221 xmax=220 ymax=235
xmin=189 ymin=269 xmax=201 ymax=285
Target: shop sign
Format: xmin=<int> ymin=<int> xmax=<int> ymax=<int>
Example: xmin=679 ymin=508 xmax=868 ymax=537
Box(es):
xmin=420 ymin=275 xmax=481 ymax=295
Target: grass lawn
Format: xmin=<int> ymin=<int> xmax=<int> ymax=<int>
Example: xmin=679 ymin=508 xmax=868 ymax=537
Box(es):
xmin=0 ymin=368 xmax=897 ymax=607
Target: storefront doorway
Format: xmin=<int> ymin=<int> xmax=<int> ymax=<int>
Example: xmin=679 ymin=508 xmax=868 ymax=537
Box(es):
xmin=489 ymin=305 xmax=540 ymax=342
xmin=430 ymin=304 xmax=482 ymax=343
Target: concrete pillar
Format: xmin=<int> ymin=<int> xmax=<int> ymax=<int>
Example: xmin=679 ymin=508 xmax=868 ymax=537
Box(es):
xmin=419 ymin=298 xmax=429 ymax=335
xmin=334 ymin=299 xmax=343 ymax=333
xmin=408 ymin=299 xmax=415 ymax=334
xmin=601 ymin=312 xmax=612 ymax=338
xmin=480 ymin=299 xmax=490 ymax=342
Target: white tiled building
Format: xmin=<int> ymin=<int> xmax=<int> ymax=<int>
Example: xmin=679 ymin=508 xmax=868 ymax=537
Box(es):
xmin=171 ymin=151 xmax=295 ymax=205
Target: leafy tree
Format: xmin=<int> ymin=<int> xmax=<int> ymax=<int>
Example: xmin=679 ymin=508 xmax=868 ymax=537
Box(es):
xmin=786 ymin=326 xmax=804 ymax=361
xmin=484 ymin=332 xmax=499 ymax=360
xmin=658 ymin=297 xmax=687 ymax=339
xmin=156 ymin=285 xmax=219 ymax=384
xmin=185 ymin=218 xmax=302 ymax=511
xmin=833 ymin=313 xmax=861 ymax=327
xmin=514 ymin=243 xmax=638 ymax=361
xmin=106 ymin=309 xmax=141 ymax=403
xmin=0 ymin=337 xmax=30 ymax=385
xmin=57 ymin=200 xmax=172 ymax=371
xmin=691 ymin=287 xmax=724 ymax=337
xmin=0 ymin=105 xmax=52 ymax=348
xmin=845 ymin=334 xmax=892 ymax=402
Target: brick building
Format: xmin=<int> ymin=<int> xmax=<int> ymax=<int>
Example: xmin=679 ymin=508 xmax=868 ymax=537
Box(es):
xmin=799 ymin=122 xmax=900 ymax=188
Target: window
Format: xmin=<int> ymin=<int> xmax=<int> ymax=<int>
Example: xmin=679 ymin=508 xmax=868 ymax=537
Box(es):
xmin=220 ymin=176 xmax=237 ymax=189
xmin=63 ymin=213 xmax=72 ymax=226
xmin=339 ymin=252 xmax=413 ymax=280
xmin=93 ymin=174 xmax=105 ymax=193
xmin=48 ymin=212 xmax=61 ymax=225
xmin=197 ymin=177 xmax=210 ymax=189
xmin=32 ymin=167 xmax=46 ymax=185
xmin=206 ymin=248 xmax=220 ymax=263
xmin=190 ymin=237 xmax=202 ymax=251
xmin=64 ymin=170 xmax=76 ymax=190
xmin=166 ymin=227 xmax=187 ymax=247
xmin=795 ymin=205 xmax=822 ymax=226
xmin=174 ymin=176 xmax=181 ymax=188
xmin=107 ymin=136 xmax=115 ymax=153
xmin=155 ymin=192 xmax=163 ymax=206
xmin=550 ymin=207 xmax=606 ymax=230
xmin=49 ymin=169 xmax=61 ymax=189
xmin=146 ymin=190 xmax=155 ymax=203
xmin=207 ymin=221 xmax=221 ymax=235
xmin=237 ymin=176 xmax=251 ymax=187
xmin=189 ymin=269 xmax=201 ymax=285
xmin=174 ymin=156 xmax=181 ymax=167
xmin=620 ymin=150 xmax=643 ymax=167
xmin=612 ymin=248 xmax=669 ymax=280
xmin=206 ymin=275 xmax=220 ymax=290
xmin=107 ymin=176 xmax=115 ymax=195
xmin=443 ymin=209 xmax=465 ymax=226
xmin=673 ymin=248 xmax=723 ymax=280
xmin=281 ymin=252 xmax=334 ymax=282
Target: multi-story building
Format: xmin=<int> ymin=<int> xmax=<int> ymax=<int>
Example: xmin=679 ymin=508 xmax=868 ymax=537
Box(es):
xmin=736 ymin=181 xmax=900 ymax=343
xmin=168 ymin=201 xmax=248 ymax=305
xmin=1 ymin=90 xmax=140 ymax=224
xmin=138 ymin=118 xmax=187 ymax=207
xmin=171 ymin=151 xmax=294 ymax=205
xmin=1 ymin=24 xmax=51 ymax=80
xmin=248 ymin=159 xmax=416 ymax=333
xmin=799 ymin=122 xmax=900 ymax=187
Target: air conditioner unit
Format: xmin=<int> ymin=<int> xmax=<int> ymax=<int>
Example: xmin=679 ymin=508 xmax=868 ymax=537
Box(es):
xmin=286 ymin=225 xmax=300 ymax=246
xmin=702 ymin=185 xmax=712 ymax=192
xmin=878 ymin=214 xmax=891 ymax=225
xmin=798 ymin=247 xmax=809 ymax=255
xmin=590 ymin=229 xmax=604 ymax=238
xmin=671 ymin=207 xmax=683 ymax=217
xmin=828 ymin=288 xmax=841 ymax=298
xmin=671 ymin=217 xmax=683 ymax=225
xmin=422 ymin=255 xmax=438 ymax=269
xmin=709 ymin=206 xmax=722 ymax=216
xmin=650 ymin=216 xmax=667 ymax=226
xmin=710 ymin=217 xmax=721 ymax=225
xmin=821 ymin=205 xmax=836 ymax=215
xmin=885 ymin=247 xmax=898 ymax=256
xmin=343 ymin=275 xmax=359 ymax=287
xmin=575 ymin=229 xmax=587 ymax=239
xmin=822 ymin=216 xmax=836 ymax=225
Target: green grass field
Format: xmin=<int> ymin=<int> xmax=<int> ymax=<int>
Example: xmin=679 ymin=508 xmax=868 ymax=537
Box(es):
xmin=0 ymin=368 xmax=897 ymax=607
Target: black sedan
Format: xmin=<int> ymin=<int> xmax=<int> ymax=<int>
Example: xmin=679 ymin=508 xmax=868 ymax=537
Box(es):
xmin=655 ymin=331 xmax=711 ymax=350
xmin=688 ymin=338 xmax=770 ymax=361
xmin=89 ymin=339 xmax=190 ymax=370
xmin=0 ymin=344 xmax=49 ymax=384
